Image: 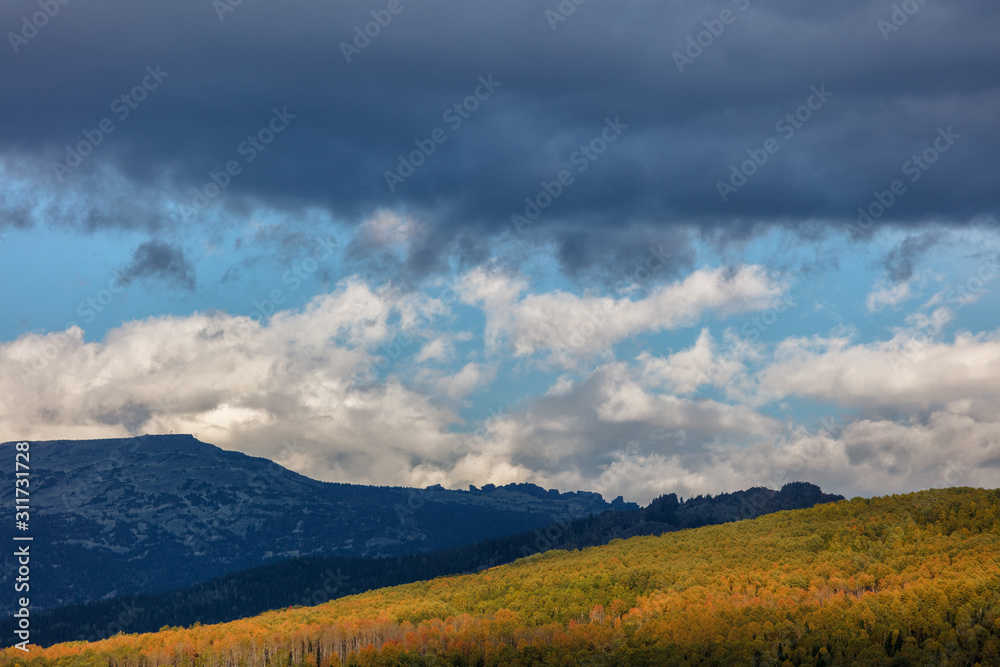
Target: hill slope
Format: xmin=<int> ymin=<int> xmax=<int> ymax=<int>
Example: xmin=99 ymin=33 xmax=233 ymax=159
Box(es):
xmin=6 ymin=487 xmax=999 ymax=666
xmin=14 ymin=482 xmax=840 ymax=645
xmin=0 ymin=435 xmax=626 ymax=612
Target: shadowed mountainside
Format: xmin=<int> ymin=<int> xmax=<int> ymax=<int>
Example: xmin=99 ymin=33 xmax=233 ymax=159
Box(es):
xmin=0 ymin=434 xmax=630 ymax=613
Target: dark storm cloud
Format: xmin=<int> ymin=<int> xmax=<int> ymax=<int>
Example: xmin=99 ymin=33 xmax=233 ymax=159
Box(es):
xmin=883 ymin=231 xmax=944 ymax=283
xmin=118 ymin=241 xmax=196 ymax=290
xmin=2 ymin=0 xmax=998 ymax=275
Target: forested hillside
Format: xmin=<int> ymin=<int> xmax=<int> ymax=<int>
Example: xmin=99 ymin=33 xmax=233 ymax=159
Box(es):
xmin=12 ymin=483 xmax=840 ymax=645
xmin=5 ymin=487 xmax=999 ymax=666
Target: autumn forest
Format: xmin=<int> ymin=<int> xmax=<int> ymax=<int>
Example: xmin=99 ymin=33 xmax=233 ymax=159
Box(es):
xmin=4 ymin=487 xmax=1000 ymax=666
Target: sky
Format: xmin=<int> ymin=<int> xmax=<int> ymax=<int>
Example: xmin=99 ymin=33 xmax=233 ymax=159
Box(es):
xmin=1 ymin=0 xmax=998 ymax=504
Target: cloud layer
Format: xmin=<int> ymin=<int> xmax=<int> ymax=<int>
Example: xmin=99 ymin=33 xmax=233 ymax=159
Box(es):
xmin=2 ymin=0 xmax=998 ymax=276
xmin=3 ymin=267 xmax=997 ymax=503
xmin=3 ymin=1 xmax=999 ymax=504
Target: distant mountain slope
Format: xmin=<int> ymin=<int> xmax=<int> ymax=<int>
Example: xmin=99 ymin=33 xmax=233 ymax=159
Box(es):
xmin=13 ymin=482 xmax=842 ymax=645
xmin=0 ymin=434 xmax=627 ymax=612
xmin=6 ymin=488 xmax=998 ymax=666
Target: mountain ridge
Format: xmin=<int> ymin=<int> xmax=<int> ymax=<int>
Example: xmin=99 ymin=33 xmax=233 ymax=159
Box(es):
xmin=0 ymin=434 xmax=630 ymax=612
